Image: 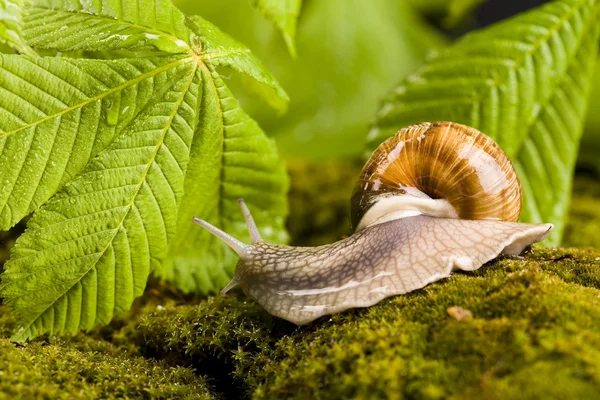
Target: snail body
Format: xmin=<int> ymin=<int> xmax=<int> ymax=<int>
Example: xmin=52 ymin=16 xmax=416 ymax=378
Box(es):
xmin=194 ymin=122 xmax=552 ymax=325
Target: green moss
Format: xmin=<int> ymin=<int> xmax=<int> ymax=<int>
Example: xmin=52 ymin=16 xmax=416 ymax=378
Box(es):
xmin=128 ymin=247 xmax=600 ymax=399
xmin=0 ymin=305 xmax=217 ymax=399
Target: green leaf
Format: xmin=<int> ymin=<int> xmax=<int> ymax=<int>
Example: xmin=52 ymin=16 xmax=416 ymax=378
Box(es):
xmin=444 ymin=0 xmax=486 ymax=28
xmin=579 ymin=60 xmax=600 ymax=172
xmin=250 ymin=0 xmax=301 ymax=57
xmin=163 ymin=67 xmax=288 ymax=295
xmin=0 ymin=0 xmax=288 ymax=341
xmin=175 ymin=0 xmax=446 ymax=159
xmin=0 ymin=56 xmax=187 ymax=229
xmin=1 ymin=55 xmax=198 ymax=342
xmin=515 ymin=29 xmax=599 ymax=245
xmin=369 ymin=0 xmax=600 ymax=245
xmin=406 ymin=0 xmax=454 ymax=14
xmin=23 ymin=0 xmax=193 ymax=53
xmin=186 ymin=15 xmax=289 ymax=112
xmin=0 ymin=0 xmax=35 ymax=56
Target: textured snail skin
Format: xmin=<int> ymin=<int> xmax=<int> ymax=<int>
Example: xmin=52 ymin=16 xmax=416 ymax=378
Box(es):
xmin=226 ymin=215 xmax=551 ymax=325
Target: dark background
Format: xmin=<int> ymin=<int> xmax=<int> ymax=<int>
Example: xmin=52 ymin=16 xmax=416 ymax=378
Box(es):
xmin=477 ymin=0 xmax=549 ymax=27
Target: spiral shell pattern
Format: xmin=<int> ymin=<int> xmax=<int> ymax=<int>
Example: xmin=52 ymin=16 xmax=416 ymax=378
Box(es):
xmin=351 ymin=122 xmax=522 ymax=229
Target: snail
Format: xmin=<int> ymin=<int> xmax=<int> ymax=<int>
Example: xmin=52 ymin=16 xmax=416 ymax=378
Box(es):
xmin=193 ymin=122 xmax=553 ymax=325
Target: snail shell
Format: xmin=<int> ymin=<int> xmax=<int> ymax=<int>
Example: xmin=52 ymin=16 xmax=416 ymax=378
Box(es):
xmin=193 ymin=122 xmax=552 ymax=325
xmin=351 ymin=122 xmax=521 ymax=230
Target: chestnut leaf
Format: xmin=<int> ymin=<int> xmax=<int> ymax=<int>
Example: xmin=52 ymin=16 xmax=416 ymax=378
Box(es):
xmin=0 ymin=0 xmax=35 ymax=56
xmin=250 ymin=0 xmax=302 ymax=57
xmin=369 ymin=0 xmax=600 ymax=245
xmin=22 ymin=0 xmax=192 ymax=54
xmin=0 ymin=0 xmax=288 ymax=341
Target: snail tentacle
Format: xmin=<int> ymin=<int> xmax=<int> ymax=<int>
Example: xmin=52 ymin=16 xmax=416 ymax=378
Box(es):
xmin=192 ymin=217 xmax=249 ymax=257
xmin=193 ymin=199 xmax=262 ymax=295
xmin=237 ymin=198 xmax=263 ymax=243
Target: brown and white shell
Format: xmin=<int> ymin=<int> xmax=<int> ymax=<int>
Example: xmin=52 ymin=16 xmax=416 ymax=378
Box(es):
xmin=351 ymin=122 xmax=522 ymax=229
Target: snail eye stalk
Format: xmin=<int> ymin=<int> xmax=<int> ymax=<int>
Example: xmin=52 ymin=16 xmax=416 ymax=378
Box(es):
xmin=192 ymin=217 xmax=249 ymax=257
xmin=237 ymin=198 xmax=262 ymax=243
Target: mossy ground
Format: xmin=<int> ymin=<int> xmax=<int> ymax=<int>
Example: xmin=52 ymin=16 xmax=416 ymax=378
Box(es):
xmin=0 ymin=165 xmax=600 ymax=399
xmin=0 ymin=303 xmax=217 ymax=399
xmin=127 ymin=247 xmax=600 ymax=399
